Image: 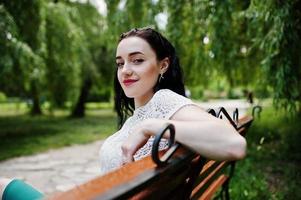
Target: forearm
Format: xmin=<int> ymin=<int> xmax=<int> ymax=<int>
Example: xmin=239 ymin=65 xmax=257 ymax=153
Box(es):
xmin=167 ymin=119 xmax=246 ymax=161
xmin=122 ymin=117 xmax=247 ymax=163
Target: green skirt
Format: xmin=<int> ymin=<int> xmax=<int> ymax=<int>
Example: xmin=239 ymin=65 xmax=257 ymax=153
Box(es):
xmin=2 ymin=179 xmax=44 ymax=200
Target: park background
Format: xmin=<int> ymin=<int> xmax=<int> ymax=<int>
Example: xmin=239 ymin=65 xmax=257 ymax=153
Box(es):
xmin=0 ymin=0 xmax=300 ymax=199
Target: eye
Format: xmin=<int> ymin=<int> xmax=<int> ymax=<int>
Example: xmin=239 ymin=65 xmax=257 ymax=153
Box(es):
xmin=133 ymin=58 xmax=144 ymax=64
xmin=116 ymin=62 xmax=124 ymax=68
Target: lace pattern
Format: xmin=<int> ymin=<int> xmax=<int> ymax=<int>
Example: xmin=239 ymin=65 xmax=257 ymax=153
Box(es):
xmin=99 ymin=89 xmax=195 ymax=175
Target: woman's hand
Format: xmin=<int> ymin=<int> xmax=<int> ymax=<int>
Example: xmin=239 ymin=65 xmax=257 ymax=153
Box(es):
xmin=121 ymin=118 xmax=168 ymax=164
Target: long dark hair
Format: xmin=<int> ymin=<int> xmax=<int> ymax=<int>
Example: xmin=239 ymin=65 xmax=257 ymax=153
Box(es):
xmin=114 ymin=27 xmax=186 ymax=128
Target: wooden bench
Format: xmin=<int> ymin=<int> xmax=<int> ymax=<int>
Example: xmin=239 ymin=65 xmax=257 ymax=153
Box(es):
xmin=50 ymin=107 xmax=253 ymax=200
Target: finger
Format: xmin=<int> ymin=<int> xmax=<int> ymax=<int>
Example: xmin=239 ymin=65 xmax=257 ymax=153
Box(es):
xmin=121 ymin=143 xmax=135 ymax=163
xmin=122 ymin=156 xmax=134 ymax=165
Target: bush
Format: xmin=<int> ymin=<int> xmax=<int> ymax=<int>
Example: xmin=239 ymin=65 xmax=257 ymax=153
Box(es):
xmin=232 ymin=106 xmax=301 ymax=199
xmin=281 ymin=115 xmax=301 ymax=161
xmin=227 ymin=88 xmax=244 ymax=99
xmin=0 ymin=92 xmax=7 ymax=102
xmin=87 ymin=87 xmax=111 ymax=102
xmin=189 ymin=86 xmax=204 ymax=100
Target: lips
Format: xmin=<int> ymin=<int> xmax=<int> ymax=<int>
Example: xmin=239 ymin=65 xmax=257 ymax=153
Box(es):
xmin=123 ymin=79 xmax=138 ymax=86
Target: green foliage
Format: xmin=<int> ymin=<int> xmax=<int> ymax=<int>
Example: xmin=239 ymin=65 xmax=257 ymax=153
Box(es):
xmin=87 ymin=86 xmax=111 ymax=102
xmin=0 ymin=4 xmax=45 ymax=97
xmin=0 ymin=1 xmax=46 ymax=115
xmin=189 ymin=86 xmax=204 ymax=100
xmin=231 ymin=159 xmax=272 ymax=199
xmin=0 ymin=5 xmax=17 ymax=74
xmin=70 ymin=2 xmax=112 ymax=90
xmin=163 ymin=0 xmax=301 ymax=114
xmin=1 ymin=1 xmax=110 ymax=115
xmin=229 ymin=106 xmax=301 ymax=199
xmin=1 ymin=0 xmax=301 ymax=115
xmin=0 ymin=91 xmax=7 ymax=102
xmin=45 ymin=2 xmax=82 ymax=107
xmin=246 ymin=0 xmax=301 ymax=113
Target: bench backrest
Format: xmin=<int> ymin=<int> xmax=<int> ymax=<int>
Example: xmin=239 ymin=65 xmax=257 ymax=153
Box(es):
xmin=50 ymin=108 xmax=253 ymax=200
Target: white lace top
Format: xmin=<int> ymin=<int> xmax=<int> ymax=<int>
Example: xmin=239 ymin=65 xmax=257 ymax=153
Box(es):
xmin=99 ymin=89 xmax=195 ymax=175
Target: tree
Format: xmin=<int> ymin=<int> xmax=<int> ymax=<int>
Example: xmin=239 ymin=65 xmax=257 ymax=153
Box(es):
xmin=246 ymin=0 xmax=301 ymax=113
xmin=0 ymin=1 xmax=46 ymax=115
xmin=45 ymin=2 xmax=82 ymax=108
xmin=164 ymin=1 xmax=211 ymax=86
xmin=1 ymin=0 xmax=300 ymax=116
xmin=164 ymin=0 xmax=301 ymax=114
xmin=68 ymin=1 xmax=108 ymax=117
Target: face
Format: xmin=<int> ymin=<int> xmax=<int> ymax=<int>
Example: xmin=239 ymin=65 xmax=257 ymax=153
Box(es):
xmin=116 ymin=37 xmax=161 ymax=106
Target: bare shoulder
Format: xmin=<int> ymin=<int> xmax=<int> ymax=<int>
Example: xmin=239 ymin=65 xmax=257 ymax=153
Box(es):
xmin=171 ymin=104 xmax=216 ymax=121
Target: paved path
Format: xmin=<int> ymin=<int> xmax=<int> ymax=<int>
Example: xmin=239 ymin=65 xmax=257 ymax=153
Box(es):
xmin=0 ymin=99 xmax=251 ymax=196
xmin=0 ymin=141 xmax=103 ymax=196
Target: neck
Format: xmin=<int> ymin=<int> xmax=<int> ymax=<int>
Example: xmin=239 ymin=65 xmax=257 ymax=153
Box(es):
xmin=134 ymin=92 xmax=154 ymax=109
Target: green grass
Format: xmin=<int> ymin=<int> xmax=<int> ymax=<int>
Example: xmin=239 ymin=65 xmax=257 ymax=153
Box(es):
xmin=230 ymin=106 xmax=301 ymax=199
xmin=0 ymin=102 xmax=117 ymax=161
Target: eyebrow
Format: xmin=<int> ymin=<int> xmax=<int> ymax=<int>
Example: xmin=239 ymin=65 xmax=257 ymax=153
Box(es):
xmin=116 ymin=51 xmax=144 ymax=60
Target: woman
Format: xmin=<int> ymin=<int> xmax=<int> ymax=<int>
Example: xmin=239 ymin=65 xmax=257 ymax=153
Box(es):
xmin=99 ymin=27 xmax=246 ymax=174
xmin=0 ymin=27 xmax=246 ymax=199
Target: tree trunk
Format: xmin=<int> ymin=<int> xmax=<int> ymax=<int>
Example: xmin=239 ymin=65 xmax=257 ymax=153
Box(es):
xmin=71 ymin=78 xmax=92 ymax=118
xmin=30 ymin=81 xmax=42 ymax=115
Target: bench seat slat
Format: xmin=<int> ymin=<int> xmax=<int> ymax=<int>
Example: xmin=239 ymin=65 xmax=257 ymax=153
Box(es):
xmin=199 ymin=174 xmax=229 ymax=200
xmin=190 ymin=161 xmax=228 ymax=199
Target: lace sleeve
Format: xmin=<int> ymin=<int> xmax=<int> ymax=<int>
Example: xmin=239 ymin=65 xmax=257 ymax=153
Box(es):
xmin=133 ymin=89 xmax=196 ymax=160
xmin=152 ymin=89 xmax=196 ymax=119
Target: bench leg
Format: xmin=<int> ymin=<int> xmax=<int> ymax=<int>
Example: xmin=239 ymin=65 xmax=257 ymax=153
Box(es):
xmin=217 ymin=162 xmax=236 ymax=200
xmin=222 ymin=180 xmax=230 ymax=200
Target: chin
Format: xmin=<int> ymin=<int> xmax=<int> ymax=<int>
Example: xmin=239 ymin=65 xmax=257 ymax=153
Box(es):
xmin=123 ymin=90 xmax=137 ymax=98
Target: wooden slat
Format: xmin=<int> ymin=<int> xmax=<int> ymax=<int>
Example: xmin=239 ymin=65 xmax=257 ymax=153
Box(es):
xmin=49 ymin=148 xmax=196 ymax=200
xmin=199 ymin=175 xmax=229 ymax=200
xmin=190 ymin=161 xmax=228 ymax=199
xmin=49 ymin=156 xmax=156 ymax=200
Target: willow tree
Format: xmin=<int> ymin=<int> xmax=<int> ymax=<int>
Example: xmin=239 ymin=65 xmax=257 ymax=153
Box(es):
xmin=67 ymin=1 xmax=108 ymax=117
xmin=165 ymin=0 xmax=192 ymax=84
xmin=0 ymin=0 xmax=46 ymax=115
xmin=45 ymin=2 xmax=83 ymax=108
xmin=105 ymin=0 xmax=159 ymax=40
xmin=247 ymin=0 xmax=301 ymax=113
xmin=164 ymin=0 xmax=300 ymax=114
xmin=164 ymin=0 xmax=212 ymax=86
xmin=0 ymin=6 xmax=26 ymax=94
xmin=203 ymin=1 xmax=262 ymax=97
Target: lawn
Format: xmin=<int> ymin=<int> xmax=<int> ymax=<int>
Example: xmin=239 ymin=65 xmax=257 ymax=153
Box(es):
xmin=230 ymin=106 xmax=301 ymax=199
xmin=0 ymin=102 xmax=117 ymax=161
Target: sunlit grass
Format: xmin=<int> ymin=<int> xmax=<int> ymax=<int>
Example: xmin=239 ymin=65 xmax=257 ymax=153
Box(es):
xmin=0 ymin=101 xmax=114 ymax=116
xmin=0 ymin=102 xmax=116 ymax=161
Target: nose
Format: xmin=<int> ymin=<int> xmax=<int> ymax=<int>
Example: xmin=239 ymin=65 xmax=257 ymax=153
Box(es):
xmin=121 ymin=62 xmax=133 ymax=76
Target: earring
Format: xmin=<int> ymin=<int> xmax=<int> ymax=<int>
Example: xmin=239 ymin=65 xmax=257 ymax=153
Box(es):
xmin=159 ymin=73 xmax=164 ymax=83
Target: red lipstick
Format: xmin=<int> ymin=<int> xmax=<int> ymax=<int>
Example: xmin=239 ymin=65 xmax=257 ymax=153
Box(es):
xmin=123 ymin=79 xmax=137 ymax=86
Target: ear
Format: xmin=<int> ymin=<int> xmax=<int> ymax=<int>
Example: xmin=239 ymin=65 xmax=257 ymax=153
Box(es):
xmin=159 ymin=57 xmax=170 ymax=74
